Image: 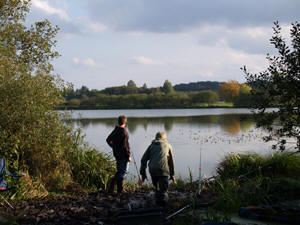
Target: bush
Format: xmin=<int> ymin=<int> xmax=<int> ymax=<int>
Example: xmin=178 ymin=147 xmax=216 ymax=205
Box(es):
xmin=208 ymin=152 xmax=300 ymax=212
xmin=0 ymin=1 xmax=115 ymax=197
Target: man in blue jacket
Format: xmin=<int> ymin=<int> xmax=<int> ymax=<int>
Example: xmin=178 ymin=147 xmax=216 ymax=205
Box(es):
xmin=106 ymin=115 xmax=131 ymax=193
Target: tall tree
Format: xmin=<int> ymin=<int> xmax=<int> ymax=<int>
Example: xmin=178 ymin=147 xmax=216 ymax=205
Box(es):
xmin=0 ymin=0 xmax=74 ymax=189
xmin=162 ymin=79 xmax=174 ymax=93
xmin=243 ymin=22 xmax=300 ymax=151
xmin=219 ymin=80 xmax=240 ymax=102
xmin=127 ymin=80 xmax=137 ymax=88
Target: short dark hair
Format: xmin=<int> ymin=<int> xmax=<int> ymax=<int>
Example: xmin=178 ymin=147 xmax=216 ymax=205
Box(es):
xmin=118 ymin=115 xmax=127 ymax=125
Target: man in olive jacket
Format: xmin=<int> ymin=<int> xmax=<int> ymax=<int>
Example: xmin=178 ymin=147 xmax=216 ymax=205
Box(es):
xmin=140 ymin=131 xmax=176 ymax=206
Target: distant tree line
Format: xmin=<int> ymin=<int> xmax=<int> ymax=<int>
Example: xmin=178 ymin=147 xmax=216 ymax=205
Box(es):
xmin=173 ymin=81 xmax=221 ymax=92
xmin=61 ymin=80 xmax=252 ymax=109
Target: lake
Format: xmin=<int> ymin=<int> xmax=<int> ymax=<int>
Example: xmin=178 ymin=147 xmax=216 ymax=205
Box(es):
xmin=67 ymin=109 xmax=275 ymax=181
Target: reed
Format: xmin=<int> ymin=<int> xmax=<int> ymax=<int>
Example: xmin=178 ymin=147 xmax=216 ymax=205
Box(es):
xmin=208 ymin=151 xmax=300 ymax=212
xmin=69 ymin=147 xmax=116 ymax=191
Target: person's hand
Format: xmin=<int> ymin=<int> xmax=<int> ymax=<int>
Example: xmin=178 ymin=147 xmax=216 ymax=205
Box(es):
xmin=128 ymin=157 xmax=131 ymax=162
xmin=170 ymin=176 xmax=177 ymax=184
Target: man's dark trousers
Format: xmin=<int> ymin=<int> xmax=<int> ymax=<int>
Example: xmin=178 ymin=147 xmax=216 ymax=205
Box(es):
xmin=151 ymin=175 xmax=169 ymax=207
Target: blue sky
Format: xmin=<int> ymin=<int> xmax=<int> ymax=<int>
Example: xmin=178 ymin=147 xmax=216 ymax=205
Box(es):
xmin=27 ymin=0 xmax=299 ymax=89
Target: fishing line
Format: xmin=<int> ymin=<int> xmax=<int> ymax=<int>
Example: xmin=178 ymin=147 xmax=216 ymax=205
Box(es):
xmin=130 ymin=148 xmax=142 ymax=184
xmin=198 ymin=146 xmax=202 ymax=195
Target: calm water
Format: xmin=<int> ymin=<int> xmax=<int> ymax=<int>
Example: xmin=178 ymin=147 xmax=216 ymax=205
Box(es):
xmin=67 ymin=109 xmax=275 ymax=180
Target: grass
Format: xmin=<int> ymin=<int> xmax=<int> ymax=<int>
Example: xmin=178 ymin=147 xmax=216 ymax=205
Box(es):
xmin=191 ymin=102 xmax=234 ymax=108
xmin=69 ymin=147 xmax=116 ymax=191
xmin=207 ymin=151 xmax=300 ymax=213
xmin=165 ymin=151 xmax=300 ymax=224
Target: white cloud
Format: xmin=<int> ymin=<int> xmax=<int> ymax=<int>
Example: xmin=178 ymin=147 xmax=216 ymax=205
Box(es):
xmin=191 ymin=24 xmax=274 ymax=54
xmin=132 ymin=56 xmax=163 ymax=65
xmin=83 ymin=58 xmax=97 ymax=67
xmin=69 ymin=17 xmax=107 ymax=35
xmin=72 ymin=57 xmax=104 ymax=68
xmin=72 ymin=57 xmax=80 ymax=65
xmin=87 ymin=22 xmax=107 ymax=33
xmin=31 ymin=0 xmax=69 ymax=21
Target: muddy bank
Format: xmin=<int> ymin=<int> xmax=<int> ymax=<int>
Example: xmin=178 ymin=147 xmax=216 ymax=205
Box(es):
xmin=1 ymin=190 xmax=202 ymax=225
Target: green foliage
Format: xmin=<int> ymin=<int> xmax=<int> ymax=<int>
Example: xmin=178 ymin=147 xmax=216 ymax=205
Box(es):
xmin=210 ymin=178 xmax=241 ymax=213
xmin=233 ymin=83 xmax=253 ymax=107
xmin=217 ymin=152 xmax=300 ymax=180
xmin=240 ymin=83 xmax=251 ymax=94
xmin=173 ymin=81 xmax=221 ymax=92
xmin=68 ymin=129 xmax=115 ymax=190
xmin=233 ymin=92 xmax=253 ymax=107
xmin=217 ymin=153 xmax=264 ymax=179
xmin=190 ymin=90 xmax=219 ymax=104
xmin=208 ymin=152 xmax=300 ymax=212
xmin=62 ymin=80 xmax=233 ymax=109
xmin=127 ymin=79 xmax=137 ymax=88
xmin=0 ymin=0 xmax=66 ymax=179
xmin=63 ymin=89 xmax=225 ymax=109
xmin=162 ymin=79 xmax=174 ymax=93
xmin=142 ymin=83 xmax=147 ymax=89
xmin=243 ymin=21 xmax=300 ymax=151
xmin=0 ymin=0 xmax=115 ymax=197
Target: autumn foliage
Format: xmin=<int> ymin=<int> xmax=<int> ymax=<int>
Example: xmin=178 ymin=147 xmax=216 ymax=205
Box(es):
xmin=219 ymin=80 xmax=241 ymax=102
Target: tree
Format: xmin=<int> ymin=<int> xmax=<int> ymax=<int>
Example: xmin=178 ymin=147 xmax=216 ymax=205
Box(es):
xmin=219 ymin=80 xmax=240 ymax=102
xmin=240 ymin=83 xmax=251 ymax=94
xmin=233 ymin=83 xmax=252 ymax=107
xmin=243 ymin=21 xmax=300 ymax=151
xmin=191 ymin=90 xmax=219 ymax=104
xmin=79 ymin=85 xmax=89 ymax=95
xmin=162 ymin=80 xmax=174 ymax=93
xmin=0 ymin=0 xmax=86 ymax=191
xmin=127 ymin=80 xmax=137 ymax=88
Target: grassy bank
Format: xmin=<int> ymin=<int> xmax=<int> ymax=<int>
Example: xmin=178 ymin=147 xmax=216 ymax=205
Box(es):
xmin=12 ymin=150 xmax=300 ymax=208
xmin=205 ymin=151 xmax=300 ymax=213
xmin=2 ymin=151 xmax=300 ymax=225
xmin=2 ymin=127 xmax=116 ymax=201
xmin=156 ymin=151 xmax=300 ymax=224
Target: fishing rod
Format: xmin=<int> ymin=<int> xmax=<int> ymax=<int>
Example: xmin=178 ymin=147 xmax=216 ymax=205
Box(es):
xmin=165 ymin=205 xmax=190 ymax=220
xmin=130 ymin=149 xmax=143 ymax=184
xmin=198 ymin=147 xmax=202 ymax=195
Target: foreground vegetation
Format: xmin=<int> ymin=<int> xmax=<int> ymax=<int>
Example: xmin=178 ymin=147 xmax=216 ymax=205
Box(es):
xmin=2 ymin=152 xmax=300 ymax=224
xmin=0 ymin=0 xmax=116 ymax=200
xmin=162 ymin=151 xmax=300 ymax=224
xmin=210 ymin=152 xmax=300 ymax=212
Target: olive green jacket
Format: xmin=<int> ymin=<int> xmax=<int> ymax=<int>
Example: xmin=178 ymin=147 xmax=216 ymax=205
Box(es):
xmin=140 ymin=138 xmax=175 ymax=177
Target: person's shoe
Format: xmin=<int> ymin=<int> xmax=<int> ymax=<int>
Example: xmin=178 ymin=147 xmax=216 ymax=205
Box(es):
xmin=117 ymin=179 xmax=125 ymax=193
xmin=107 ymin=177 xmax=117 ymax=193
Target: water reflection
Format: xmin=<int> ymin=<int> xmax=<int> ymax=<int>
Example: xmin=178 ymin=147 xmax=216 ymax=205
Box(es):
xmin=72 ymin=114 xmax=254 ymax=135
xmin=67 ymin=112 xmax=274 ymax=178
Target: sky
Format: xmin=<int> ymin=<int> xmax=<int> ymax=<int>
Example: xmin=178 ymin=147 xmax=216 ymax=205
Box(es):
xmin=27 ymin=0 xmax=300 ymax=90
